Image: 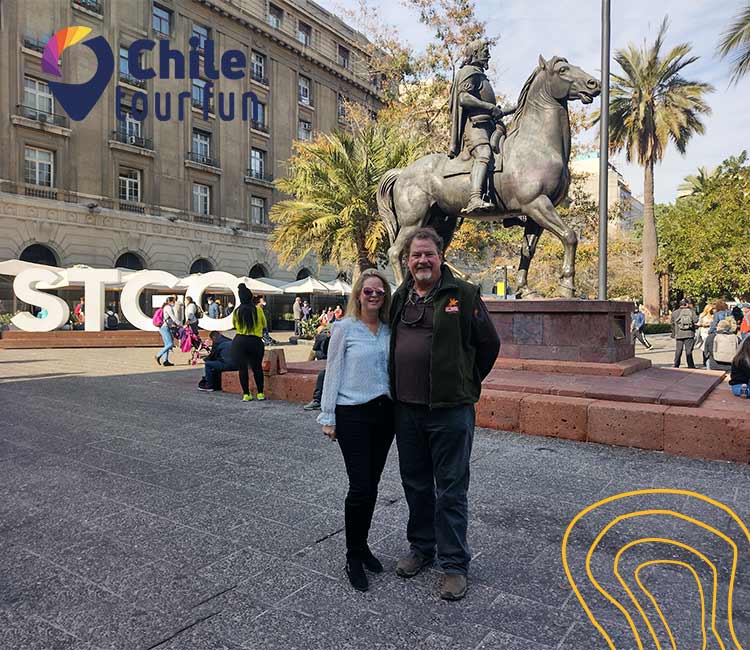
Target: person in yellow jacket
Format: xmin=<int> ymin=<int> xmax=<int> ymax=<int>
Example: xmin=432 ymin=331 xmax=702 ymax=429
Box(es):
xmin=231 ymin=284 xmax=267 ymax=401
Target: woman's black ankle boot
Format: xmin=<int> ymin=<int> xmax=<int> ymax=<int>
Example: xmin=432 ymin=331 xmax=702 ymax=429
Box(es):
xmin=345 ymin=559 xmax=368 ymax=591
xmin=362 ymin=550 xmax=384 ymax=574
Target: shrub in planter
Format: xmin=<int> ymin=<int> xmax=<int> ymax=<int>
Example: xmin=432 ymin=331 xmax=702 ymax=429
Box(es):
xmin=300 ymin=315 xmax=322 ymax=340
xmin=643 ymin=323 xmax=673 ymax=335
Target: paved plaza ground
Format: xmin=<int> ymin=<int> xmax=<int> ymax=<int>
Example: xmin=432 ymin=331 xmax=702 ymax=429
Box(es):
xmin=1 ymin=342 xmax=749 ymax=649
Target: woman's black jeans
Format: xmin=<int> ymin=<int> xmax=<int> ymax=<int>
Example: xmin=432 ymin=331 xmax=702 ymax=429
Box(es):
xmin=231 ymin=334 xmax=265 ymax=395
xmin=335 ymin=396 xmax=394 ymax=561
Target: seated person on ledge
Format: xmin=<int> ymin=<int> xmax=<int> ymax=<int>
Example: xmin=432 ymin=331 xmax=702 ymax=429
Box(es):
xmin=198 ymin=331 xmax=237 ymax=392
xmin=729 ymin=336 xmax=750 ymax=398
xmin=304 ymin=325 xmax=331 ymax=410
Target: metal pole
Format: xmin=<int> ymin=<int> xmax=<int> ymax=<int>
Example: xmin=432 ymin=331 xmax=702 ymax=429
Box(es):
xmin=597 ymin=0 xmax=611 ymax=300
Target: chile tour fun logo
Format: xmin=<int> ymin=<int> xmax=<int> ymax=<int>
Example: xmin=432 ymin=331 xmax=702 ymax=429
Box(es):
xmin=42 ymin=26 xmax=258 ymax=123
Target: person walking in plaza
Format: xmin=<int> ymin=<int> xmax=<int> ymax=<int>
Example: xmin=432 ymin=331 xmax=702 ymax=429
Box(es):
xmin=172 ymin=295 xmax=185 ymax=327
xmin=302 ymin=300 xmax=312 ymax=321
xmin=729 ymin=336 xmax=750 ymax=398
xmin=198 ymin=331 xmax=236 ymax=391
xmin=231 ymin=284 xmax=267 ymax=402
xmin=155 ymin=297 xmax=177 ymax=366
xmin=631 ymin=304 xmax=651 ymax=349
xmin=389 ymin=227 xmax=500 ymax=601
xmin=317 ymin=269 xmax=394 ymax=592
xmin=671 ymin=298 xmax=698 ymax=368
xmin=185 ymin=296 xmax=200 ymax=335
xmin=208 ymin=297 xmax=220 ymax=320
xmin=73 ymin=296 xmax=85 ymax=329
xmin=293 ymin=296 xmax=303 ymax=336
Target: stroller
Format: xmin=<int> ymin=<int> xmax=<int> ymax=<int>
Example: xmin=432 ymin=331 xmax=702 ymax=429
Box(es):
xmin=178 ymin=326 xmax=211 ymax=365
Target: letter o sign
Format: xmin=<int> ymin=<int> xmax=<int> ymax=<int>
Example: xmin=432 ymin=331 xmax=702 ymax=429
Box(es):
xmin=185 ymin=272 xmax=241 ymax=331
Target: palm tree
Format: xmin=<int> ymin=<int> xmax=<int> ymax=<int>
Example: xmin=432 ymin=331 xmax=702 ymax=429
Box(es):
xmin=596 ymin=17 xmax=713 ymax=321
xmin=718 ymin=3 xmax=750 ymax=83
xmin=677 ymin=166 xmax=716 ymax=197
xmin=270 ymin=122 xmax=423 ymax=275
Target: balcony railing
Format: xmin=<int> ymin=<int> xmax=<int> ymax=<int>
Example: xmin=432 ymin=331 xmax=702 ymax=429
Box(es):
xmin=191 ymin=97 xmax=214 ymax=112
xmin=112 ymin=130 xmax=153 ymax=150
xmin=245 ymin=169 xmax=274 ymax=183
xmin=192 ymin=213 xmax=217 ymax=226
xmin=119 ymin=72 xmax=146 ymax=89
xmin=22 ymin=36 xmax=47 ymax=53
xmin=16 ymin=105 xmax=68 ymax=128
xmin=119 ymin=200 xmax=145 ymax=214
xmin=250 ymin=70 xmax=269 ymax=86
xmin=72 ymin=0 xmax=103 ymax=15
xmin=24 ymin=185 xmax=58 ymax=200
xmin=187 ymin=151 xmax=220 ymax=168
xmin=251 ymin=120 xmax=268 ymax=133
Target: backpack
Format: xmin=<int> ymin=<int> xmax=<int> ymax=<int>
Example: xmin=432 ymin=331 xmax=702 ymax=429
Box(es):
xmin=713 ymin=333 xmax=739 ymax=364
xmin=741 ymin=309 xmax=750 ymax=335
xmin=105 ymin=312 xmax=118 ymax=330
xmin=677 ymin=309 xmax=694 ymax=331
xmin=152 ymin=307 xmax=164 ymax=327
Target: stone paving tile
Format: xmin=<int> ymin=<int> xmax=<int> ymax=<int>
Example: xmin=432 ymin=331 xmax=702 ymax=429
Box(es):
xmin=3 ymin=360 xmax=750 ymax=649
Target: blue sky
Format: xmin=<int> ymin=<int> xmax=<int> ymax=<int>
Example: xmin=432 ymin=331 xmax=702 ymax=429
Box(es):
xmin=320 ymin=0 xmax=750 ymax=204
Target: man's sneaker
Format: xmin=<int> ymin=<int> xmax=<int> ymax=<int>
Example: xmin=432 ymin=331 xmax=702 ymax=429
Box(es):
xmin=197 ymin=385 xmax=215 ymax=392
xmin=439 ymin=574 xmax=468 ymax=601
xmin=303 ymin=400 xmax=321 ymax=411
xmin=395 ymin=552 xmax=433 ymax=578
xmin=256 ymin=393 xmax=266 ymax=401
xmin=242 ymin=394 xmax=253 ymax=402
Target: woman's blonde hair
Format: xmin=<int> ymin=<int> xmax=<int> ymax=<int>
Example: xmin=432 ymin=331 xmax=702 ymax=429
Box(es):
xmin=345 ymin=268 xmax=392 ymax=323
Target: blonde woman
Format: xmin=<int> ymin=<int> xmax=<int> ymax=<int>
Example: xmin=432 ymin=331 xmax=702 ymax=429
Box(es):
xmin=317 ymin=269 xmax=393 ymax=592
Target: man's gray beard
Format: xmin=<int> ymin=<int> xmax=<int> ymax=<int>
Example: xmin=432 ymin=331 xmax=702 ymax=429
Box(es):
xmin=414 ymin=270 xmax=433 ymax=282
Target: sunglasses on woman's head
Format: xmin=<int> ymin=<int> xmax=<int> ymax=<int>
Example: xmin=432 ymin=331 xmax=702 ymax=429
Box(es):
xmin=362 ymin=287 xmax=386 ymax=297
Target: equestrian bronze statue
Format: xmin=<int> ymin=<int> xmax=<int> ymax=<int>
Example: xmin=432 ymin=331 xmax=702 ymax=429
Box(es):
xmin=377 ymin=44 xmax=601 ymax=297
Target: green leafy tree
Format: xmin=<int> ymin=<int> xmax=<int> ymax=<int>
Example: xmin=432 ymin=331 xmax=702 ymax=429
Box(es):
xmin=657 ymin=151 xmax=750 ymax=299
xmin=270 ymin=122 xmax=424 ymax=274
xmin=593 ymin=17 xmax=713 ymax=321
xmin=718 ymin=3 xmax=750 ymax=83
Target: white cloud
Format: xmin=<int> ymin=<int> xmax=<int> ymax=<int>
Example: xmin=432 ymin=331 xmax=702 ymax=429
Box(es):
xmin=324 ymin=0 xmax=749 ymax=203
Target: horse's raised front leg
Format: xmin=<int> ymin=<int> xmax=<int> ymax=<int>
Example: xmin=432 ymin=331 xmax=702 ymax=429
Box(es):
xmin=515 ymin=219 xmax=543 ymax=298
xmin=388 ymin=224 xmax=421 ymax=286
xmin=521 ymin=196 xmax=577 ymax=298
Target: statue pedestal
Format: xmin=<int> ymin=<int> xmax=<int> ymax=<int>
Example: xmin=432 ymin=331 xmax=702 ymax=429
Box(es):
xmin=486 ymin=299 xmax=635 ymax=365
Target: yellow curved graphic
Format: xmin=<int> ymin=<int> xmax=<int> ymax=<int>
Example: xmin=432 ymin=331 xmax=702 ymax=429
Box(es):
xmin=562 ymin=488 xmax=750 ymax=649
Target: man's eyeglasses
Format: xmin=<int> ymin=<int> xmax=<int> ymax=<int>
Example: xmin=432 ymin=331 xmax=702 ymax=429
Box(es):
xmin=362 ymin=287 xmax=386 ymax=297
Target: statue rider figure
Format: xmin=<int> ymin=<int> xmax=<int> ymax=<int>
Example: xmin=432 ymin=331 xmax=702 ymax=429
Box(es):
xmin=448 ymin=40 xmax=514 ymax=214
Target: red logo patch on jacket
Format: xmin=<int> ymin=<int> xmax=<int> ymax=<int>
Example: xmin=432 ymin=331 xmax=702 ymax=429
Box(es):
xmin=445 ymin=298 xmax=460 ymax=313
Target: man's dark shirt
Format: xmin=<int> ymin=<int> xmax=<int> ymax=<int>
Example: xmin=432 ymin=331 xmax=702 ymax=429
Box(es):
xmin=206 ymin=335 xmax=233 ymax=365
xmin=312 ymin=331 xmax=331 ymax=360
xmin=393 ymin=276 xmax=499 ymax=405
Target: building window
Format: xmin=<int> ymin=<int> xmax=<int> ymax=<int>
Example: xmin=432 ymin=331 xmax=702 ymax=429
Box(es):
xmin=337 ymin=94 xmax=347 ymax=119
xmin=298 ymin=75 xmax=311 ymax=105
xmin=338 ymin=45 xmax=350 ymax=69
xmin=152 ymin=4 xmax=171 ymax=37
xmin=118 ymin=168 xmax=141 ymax=203
xmin=253 ymin=101 xmax=266 ymax=129
xmin=250 ymin=148 xmax=266 ymax=179
xmin=191 ymin=23 xmax=209 ymax=51
xmin=119 ymin=108 xmax=142 ymax=138
xmin=23 ymin=77 xmax=53 ymax=116
xmin=268 ymin=4 xmax=283 ymax=29
xmin=192 ymin=78 xmax=212 ymax=111
xmin=297 ymin=21 xmax=311 ymax=46
xmin=250 ymin=196 xmax=267 ymax=225
xmin=192 ymin=183 xmax=210 ymax=215
xmin=192 ymin=129 xmax=211 ymax=159
xmin=250 ymin=51 xmax=266 ymax=84
xmin=298 ymin=119 xmax=312 ymax=141
xmin=24 ymin=146 xmax=54 ymax=187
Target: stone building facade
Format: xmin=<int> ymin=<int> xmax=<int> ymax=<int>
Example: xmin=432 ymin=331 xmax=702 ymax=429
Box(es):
xmin=0 ymin=0 xmax=381 ymax=308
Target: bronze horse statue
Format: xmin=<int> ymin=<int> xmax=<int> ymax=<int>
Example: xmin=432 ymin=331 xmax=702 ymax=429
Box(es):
xmin=377 ymin=55 xmax=601 ymax=297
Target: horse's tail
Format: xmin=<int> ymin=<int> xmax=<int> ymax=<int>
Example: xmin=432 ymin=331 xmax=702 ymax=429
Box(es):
xmin=377 ymin=168 xmax=402 ymax=244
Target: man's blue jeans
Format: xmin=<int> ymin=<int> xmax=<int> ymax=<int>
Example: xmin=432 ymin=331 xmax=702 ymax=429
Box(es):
xmin=203 ymin=360 xmax=235 ymax=388
xmin=395 ymin=402 xmax=475 ymax=575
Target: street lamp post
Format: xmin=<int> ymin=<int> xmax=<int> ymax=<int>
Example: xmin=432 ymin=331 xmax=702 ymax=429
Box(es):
xmin=597 ymin=0 xmax=611 ymax=300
